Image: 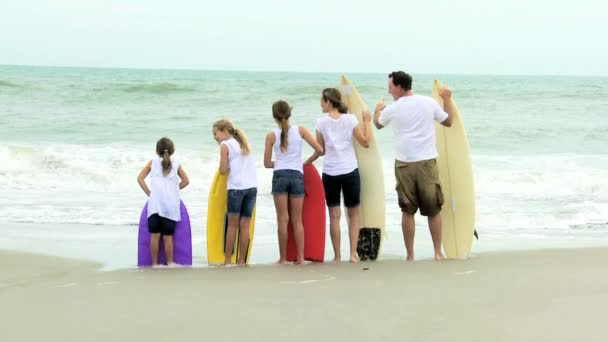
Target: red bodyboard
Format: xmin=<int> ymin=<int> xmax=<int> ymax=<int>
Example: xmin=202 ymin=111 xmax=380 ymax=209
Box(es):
xmin=286 ymin=164 xmax=326 ymax=262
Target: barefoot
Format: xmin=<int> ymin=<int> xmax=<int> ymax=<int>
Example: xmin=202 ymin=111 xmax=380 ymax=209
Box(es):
xmin=349 ymin=255 xmax=360 ymax=263
xmin=434 ymin=253 xmax=445 ymax=261
xmin=406 ymin=255 xmax=415 ymax=262
xmin=331 ymin=257 xmax=341 ymax=263
xmin=276 ymin=259 xmax=288 ymax=265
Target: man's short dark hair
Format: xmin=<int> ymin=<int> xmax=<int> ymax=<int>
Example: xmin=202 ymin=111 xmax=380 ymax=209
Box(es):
xmin=388 ymin=71 xmax=412 ymax=91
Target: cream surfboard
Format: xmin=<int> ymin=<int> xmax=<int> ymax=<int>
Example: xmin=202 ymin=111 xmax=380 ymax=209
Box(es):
xmin=206 ymin=171 xmax=256 ymax=265
xmin=340 ymin=75 xmax=386 ymax=260
xmin=432 ymin=80 xmax=476 ymax=259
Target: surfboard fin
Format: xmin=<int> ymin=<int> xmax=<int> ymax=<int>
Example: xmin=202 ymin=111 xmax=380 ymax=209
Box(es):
xmin=474 ymin=229 xmax=479 ymax=240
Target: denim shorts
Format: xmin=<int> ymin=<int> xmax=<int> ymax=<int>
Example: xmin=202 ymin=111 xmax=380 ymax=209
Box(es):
xmin=272 ymin=169 xmax=304 ymax=197
xmin=322 ymin=168 xmax=361 ymax=208
xmin=227 ymin=187 xmax=257 ymax=218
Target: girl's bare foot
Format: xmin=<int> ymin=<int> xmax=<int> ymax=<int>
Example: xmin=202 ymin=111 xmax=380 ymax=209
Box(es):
xmin=349 ymin=255 xmax=360 ymax=263
xmin=434 ymin=253 xmax=445 ymax=261
xmin=276 ymin=259 xmax=288 ymax=265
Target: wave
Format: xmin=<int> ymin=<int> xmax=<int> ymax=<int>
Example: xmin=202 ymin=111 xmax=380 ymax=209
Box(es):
xmin=2 ymin=143 xmax=608 ymax=230
xmin=0 ymin=143 xmax=223 ymax=193
xmin=0 ymin=80 xmax=22 ymax=88
xmin=570 ymin=221 xmax=608 ymax=230
xmin=122 ymin=82 xmax=197 ymax=94
xmin=472 ymin=154 xmax=608 ymax=199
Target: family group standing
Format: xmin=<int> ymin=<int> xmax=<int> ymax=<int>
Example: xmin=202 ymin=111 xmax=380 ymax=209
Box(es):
xmin=137 ymin=71 xmax=455 ymax=266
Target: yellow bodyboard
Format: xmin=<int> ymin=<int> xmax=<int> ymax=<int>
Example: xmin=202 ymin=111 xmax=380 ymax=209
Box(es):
xmin=206 ymin=171 xmax=256 ymax=264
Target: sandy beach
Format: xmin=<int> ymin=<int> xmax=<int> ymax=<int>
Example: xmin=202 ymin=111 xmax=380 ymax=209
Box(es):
xmin=1 ymin=247 xmax=606 ymax=342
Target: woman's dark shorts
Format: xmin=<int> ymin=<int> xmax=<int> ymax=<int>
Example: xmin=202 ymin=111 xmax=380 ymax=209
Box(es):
xmin=322 ymin=168 xmax=361 ymax=208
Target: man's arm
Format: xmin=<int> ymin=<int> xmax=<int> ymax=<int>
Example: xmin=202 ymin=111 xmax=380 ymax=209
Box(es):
xmin=439 ymin=88 xmax=454 ymax=127
xmin=373 ymin=101 xmax=385 ymax=129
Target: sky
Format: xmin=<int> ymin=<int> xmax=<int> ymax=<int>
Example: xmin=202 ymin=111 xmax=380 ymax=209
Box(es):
xmin=1 ymin=0 xmax=607 ymax=75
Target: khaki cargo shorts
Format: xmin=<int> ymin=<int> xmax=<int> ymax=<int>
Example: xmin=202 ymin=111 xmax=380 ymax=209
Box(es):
xmin=394 ymin=159 xmax=445 ymax=216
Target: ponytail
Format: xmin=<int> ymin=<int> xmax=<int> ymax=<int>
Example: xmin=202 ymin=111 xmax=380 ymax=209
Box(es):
xmin=279 ymin=119 xmax=289 ymax=153
xmin=155 ymin=137 xmax=175 ymax=176
xmin=233 ymin=128 xmax=251 ymax=155
xmin=161 ymin=150 xmax=172 ymax=176
xmin=272 ymin=100 xmax=292 ymax=153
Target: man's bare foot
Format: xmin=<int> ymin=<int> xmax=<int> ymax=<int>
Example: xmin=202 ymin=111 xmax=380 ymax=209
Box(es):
xmin=296 ymin=258 xmax=305 ymax=265
xmin=349 ymin=255 xmax=360 ymax=263
xmin=332 ymin=256 xmax=341 ymax=263
xmin=434 ymin=253 xmax=444 ymax=261
xmin=406 ymin=255 xmax=415 ymax=262
xmin=276 ymin=259 xmax=288 ymax=265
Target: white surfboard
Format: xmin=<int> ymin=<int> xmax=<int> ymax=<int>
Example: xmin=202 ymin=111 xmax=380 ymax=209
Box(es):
xmin=432 ymin=80 xmax=476 ymax=259
xmin=340 ymin=75 xmax=386 ymax=260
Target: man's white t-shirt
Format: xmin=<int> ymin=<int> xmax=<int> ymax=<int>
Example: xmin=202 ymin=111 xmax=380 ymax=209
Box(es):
xmin=378 ymin=94 xmax=448 ymax=162
xmin=315 ymin=113 xmax=359 ymax=176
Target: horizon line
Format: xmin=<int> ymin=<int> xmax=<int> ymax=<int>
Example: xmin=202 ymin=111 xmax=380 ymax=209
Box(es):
xmin=1 ymin=63 xmax=607 ymax=78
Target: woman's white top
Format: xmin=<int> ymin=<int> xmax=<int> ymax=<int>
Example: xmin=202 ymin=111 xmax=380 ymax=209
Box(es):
xmin=315 ymin=113 xmax=359 ymax=176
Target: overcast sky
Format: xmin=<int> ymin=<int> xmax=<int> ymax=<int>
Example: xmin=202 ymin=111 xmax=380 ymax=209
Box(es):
xmin=1 ymin=0 xmax=606 ymax=75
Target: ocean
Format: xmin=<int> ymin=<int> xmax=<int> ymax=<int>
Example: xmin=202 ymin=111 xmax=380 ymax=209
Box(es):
xmin=1 ymin=65 xmax=607 ymax=268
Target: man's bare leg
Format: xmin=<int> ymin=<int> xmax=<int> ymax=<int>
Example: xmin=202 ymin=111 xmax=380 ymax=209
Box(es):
xmin=402 ymin=213 xmax=415 ymax=261
xmin=428 ymin=213 xmax=444 ymax=261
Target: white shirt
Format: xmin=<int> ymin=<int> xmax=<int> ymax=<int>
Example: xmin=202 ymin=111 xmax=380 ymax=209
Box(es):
xmin=222 ymin=138 xmax=257 ymax=190
xmin=147 ymin=157 xmax=181 ymax=222
xmin=379 ymin=94 xmax=448 ymax=162
xmin=274 ymin=126 xmax=303 ymax=174
xmin=315 ymin=113 xmax=359 ymax=176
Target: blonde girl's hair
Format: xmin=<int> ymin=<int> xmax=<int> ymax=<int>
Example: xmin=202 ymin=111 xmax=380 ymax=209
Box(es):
xmin=212 ymin=119 xmax=251 ymax=155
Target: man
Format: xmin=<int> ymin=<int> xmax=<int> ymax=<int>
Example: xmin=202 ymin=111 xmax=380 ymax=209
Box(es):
xmin=373 ymin=71 xmax=455 ymax=261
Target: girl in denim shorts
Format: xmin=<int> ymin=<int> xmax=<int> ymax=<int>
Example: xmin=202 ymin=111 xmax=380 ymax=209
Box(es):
xmin=304 ymin=88 xmax=372 ymax=263
xmin=264 ymin=100 xmax=323 ymax=264
xmin=212 ymin=119 xmax=257 ymax=265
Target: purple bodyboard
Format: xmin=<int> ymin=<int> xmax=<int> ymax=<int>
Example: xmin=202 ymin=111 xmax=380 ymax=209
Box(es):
xmin=138 ymin=200 xmax=192 ymax=267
